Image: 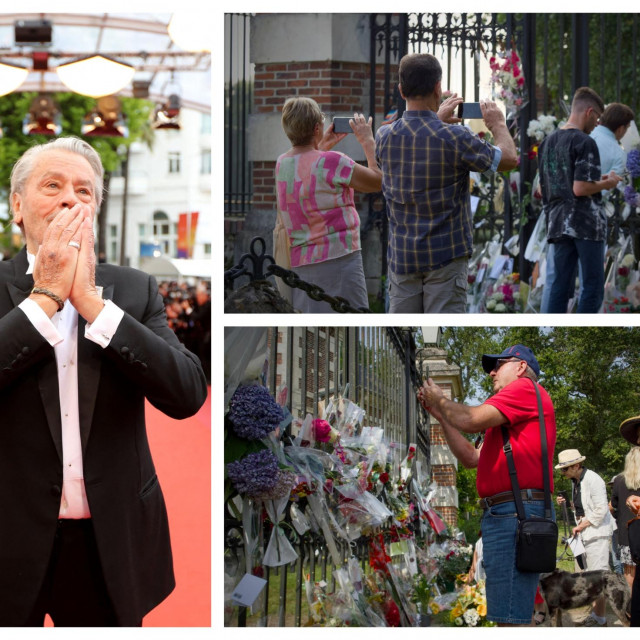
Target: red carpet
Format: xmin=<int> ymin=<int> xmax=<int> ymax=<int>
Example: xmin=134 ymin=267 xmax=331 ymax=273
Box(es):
xmin=44 ymin=387 xmax=211 ymax=627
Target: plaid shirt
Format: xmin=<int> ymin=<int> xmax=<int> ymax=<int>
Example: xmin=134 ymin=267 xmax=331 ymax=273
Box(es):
xmin=375 ymin=110 xmax=499 ymax=274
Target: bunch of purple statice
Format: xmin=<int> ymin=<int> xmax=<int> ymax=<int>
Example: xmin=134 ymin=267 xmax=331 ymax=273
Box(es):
xmin=226 ymin=449 xmax=280 ymax=497
xmin=228 ymin=384 xmax=284 ymax=440
xmin=252 ymin=469 xmax=297 ymax=501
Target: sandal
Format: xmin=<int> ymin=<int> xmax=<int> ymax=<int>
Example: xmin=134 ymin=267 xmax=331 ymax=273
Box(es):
xmin=534 ymin=611 xmax=547 ymax=625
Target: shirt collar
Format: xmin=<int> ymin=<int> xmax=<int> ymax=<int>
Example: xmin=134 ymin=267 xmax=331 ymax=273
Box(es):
xmin=592 ymin=125 xmax=616 ymax=141
xmin=402 ymin=110 xmax=439 ymax=120
xmin=26 ymin=252 xmax=35 ymax=275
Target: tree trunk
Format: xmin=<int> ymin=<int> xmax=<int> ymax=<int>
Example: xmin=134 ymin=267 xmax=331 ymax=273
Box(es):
xmin=97 ymin=172 xmax=111 ymax=262
xmin=119 ymin=146 xmax=131 ymax=266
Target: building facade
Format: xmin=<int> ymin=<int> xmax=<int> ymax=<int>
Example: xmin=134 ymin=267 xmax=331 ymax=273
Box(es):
xmin=105 ymin=106 xmax=212 ymax=270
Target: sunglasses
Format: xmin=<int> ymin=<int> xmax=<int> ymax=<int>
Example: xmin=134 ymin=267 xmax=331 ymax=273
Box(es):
xmin=492 ymin=358 xmax=520 ymax=372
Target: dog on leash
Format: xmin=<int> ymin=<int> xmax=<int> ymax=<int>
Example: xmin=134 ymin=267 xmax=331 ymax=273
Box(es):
xmin=539 ymin=568 xmax=631 ymax=626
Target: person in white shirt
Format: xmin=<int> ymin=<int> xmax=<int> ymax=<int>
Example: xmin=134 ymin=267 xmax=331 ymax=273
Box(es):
xmin=556 ymin=449 xmax=614 ymax=627
xmin=0 ymin=137 xmax=207 ymax=626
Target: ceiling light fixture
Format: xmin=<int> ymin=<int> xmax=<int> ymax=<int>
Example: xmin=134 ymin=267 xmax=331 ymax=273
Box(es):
xmin=167 ymin=13 xmax=211 ymax=52
xmin=23 ymin=95 xmax=62 ymax=136
xmin=82 ymin=96 xmax=129 ymax=138
xmin=0 ymin=60 xmax=28 ymax=96
xmin=56 ymin=55 xmax=135 ymax=98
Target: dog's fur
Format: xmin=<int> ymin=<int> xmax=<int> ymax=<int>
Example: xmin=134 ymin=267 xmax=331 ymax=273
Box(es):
xmin=539 ymin=569 xmax=631 ymax=627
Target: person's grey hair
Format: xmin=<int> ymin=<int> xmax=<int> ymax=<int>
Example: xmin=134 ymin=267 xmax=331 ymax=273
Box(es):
xmin=522 ymin=365 xmax=538 ymax=382
xmin=10 ymin=136 xmax=104 ymax=209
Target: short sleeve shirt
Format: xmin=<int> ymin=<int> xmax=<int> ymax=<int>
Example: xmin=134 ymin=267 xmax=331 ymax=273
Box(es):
xmin=275 ymin=150 xmax=359 ymax=267
xmin=538 ymin=128 xmax=606 ymax=242
xmin=477 ymin=378 xmax=556 ymax=498
xmin=375 ymin=110 xmax=498 ymax=274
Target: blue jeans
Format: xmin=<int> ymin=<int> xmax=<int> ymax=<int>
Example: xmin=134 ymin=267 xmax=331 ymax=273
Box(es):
xmin=545 ymin=238 xmax=605 ymax=313
xmin=481 ymin=499 xmax=555 ymax=625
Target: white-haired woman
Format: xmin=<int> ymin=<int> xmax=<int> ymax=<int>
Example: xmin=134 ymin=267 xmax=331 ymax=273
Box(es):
xmin=274 ymin=96 xmax=382 ymax=313
xmin=610 ymin=447 xmax=640 ymax=590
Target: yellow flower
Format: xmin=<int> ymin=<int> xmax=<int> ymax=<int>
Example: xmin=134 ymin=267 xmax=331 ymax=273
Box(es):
xmin=477 ymin=603 xmax=487 ymax=617
xmin=429 ymin=602 xmax=440 ymax=615
xmin=451 ymin=604 xmax=464 ymax=619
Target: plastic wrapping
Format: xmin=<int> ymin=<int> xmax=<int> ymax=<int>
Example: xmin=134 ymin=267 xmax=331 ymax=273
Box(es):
xmin=224 ymin=327 xmax=269 ymax=408
xmin=263 ymin=495 xmax=299 ymax=567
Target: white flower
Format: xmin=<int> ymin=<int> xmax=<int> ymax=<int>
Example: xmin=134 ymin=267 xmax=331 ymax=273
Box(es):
xmin=491 ymin=291 xmax=504 ymax=302
xmin=485 ymin=299 xmax=497 ymax=311
xmin=454 ymin=617 xmax=463 ymax=626
xmin=621 ymin=253 xmax=635 ymax=267
xmin=463 ymin=609 xmax=480 ymax=626
xmin=494 ymin=303 xmax=507 ymax=313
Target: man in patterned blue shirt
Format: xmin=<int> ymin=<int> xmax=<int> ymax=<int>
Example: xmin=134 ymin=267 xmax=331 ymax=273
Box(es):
xmin=376 ymin=53 xmax=518 ymax=313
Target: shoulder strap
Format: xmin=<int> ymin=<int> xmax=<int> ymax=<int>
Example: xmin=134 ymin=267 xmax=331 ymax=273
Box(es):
xmin=501 ymin=378 xmax=552 ymax=520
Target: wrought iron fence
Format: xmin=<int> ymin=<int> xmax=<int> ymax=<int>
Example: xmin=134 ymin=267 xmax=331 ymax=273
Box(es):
xmin=225 ymin=13 xmax=253 ymax=214
xmin=225 ymin=327 xmax=431 ymax=626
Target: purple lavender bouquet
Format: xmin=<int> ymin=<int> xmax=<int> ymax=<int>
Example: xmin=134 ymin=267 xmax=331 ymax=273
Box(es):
xmin=624 ymin=149 xmax=640 ymax=207
xmin=226 ymin=449 xmax=280 ymax=497
xmin=228 ymin=384 xmax=284 ymax=440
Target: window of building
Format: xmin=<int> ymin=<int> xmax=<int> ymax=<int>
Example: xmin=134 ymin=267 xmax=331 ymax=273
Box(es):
xmin=168 ymin=151 xmax=181 ymax=174
xmin=108 ymin=224 xmax=118 ymax=263
xmin=201 ymin=150 xmax=211 ymax=175
xmin=152 ymin=211 xmax=177 ymax=256
xmin=201 ymin=112 xmax=211 ymax=134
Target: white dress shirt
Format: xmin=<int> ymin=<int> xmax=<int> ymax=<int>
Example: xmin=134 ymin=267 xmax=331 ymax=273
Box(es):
xmin=19 ymin=253 xmax=124 ymax=518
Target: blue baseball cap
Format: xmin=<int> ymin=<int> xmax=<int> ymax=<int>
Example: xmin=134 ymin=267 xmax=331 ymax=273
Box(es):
xmin=481 ymin=344 xmax=540 ymax=376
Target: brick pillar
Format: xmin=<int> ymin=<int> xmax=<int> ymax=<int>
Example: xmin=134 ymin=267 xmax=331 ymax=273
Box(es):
xmin=418 ymin=345 xmax=464 ymax=530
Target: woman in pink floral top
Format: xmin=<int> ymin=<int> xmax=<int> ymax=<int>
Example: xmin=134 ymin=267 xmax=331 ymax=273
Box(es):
xmin=275 ymin=97 xmax=382 ymax=312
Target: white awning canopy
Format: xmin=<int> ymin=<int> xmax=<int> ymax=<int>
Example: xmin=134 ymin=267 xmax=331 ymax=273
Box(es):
xmin=139 ymin=256 xmax=211 ymax=279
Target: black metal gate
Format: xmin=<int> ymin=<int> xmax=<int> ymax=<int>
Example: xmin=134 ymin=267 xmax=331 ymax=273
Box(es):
xmin=368 ymin=13 xmax=640 ymax=283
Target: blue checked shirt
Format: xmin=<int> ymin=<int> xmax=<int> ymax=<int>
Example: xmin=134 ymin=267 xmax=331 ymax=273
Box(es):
xmin=375 ymin=110 xmax=500 ymax=274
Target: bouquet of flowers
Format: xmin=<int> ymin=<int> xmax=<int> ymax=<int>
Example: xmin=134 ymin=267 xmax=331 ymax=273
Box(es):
xmin=624 ymin=147 xmax=640 ymax=208
xmin=448 ymin=580 xmax=495 ymax=627
xmin=483 ymin=273 xmax=522 ymax=313
xmin=433 ymin=539 xmax=473 ymax=591
xmin=526 ymin=114 xmax=559 ymax=143
xmin=489 ymin=48 xmax=527 ymax=118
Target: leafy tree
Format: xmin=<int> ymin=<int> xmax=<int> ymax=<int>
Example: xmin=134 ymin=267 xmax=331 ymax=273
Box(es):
xmin=438 ymin=326 xmax=640 ymax=509
xmin=0 ymin=92 xmax=153 ymax=256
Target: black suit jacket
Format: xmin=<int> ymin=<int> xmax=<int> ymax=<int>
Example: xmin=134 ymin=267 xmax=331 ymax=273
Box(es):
xmin=0 ymin=248 xmax=208 ymax=625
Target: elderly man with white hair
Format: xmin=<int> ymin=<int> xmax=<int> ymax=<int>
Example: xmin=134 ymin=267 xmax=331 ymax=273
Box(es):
xmin=556 ymin=448 xmax=614 ymax=626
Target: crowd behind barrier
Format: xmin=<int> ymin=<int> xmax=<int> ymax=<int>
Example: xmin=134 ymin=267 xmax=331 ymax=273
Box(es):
xmin=159 ymin=280 xmax=211 ymax=383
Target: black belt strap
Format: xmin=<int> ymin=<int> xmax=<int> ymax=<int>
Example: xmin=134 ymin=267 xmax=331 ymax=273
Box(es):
xmin=501 ymin=378 xmax=552 ymax=520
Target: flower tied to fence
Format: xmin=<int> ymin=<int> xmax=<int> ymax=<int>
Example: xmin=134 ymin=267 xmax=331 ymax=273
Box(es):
xmin=624 ymin=148 xmax=640 ymax=207
xmin=489 ymin=47 xmax=527 ymax=119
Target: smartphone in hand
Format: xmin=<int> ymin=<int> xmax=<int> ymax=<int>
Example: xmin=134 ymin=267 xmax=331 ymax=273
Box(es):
xmin=457 ymin=102 xmax=483 ymax=119
xmin=332 ymin=117 xmax=353 ymax=133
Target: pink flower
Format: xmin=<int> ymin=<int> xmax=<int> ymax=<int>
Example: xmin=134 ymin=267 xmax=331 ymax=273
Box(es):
xmin=517 ymin=77 xmax=525 ymax=87
xmin=312 ymin=419 xmax=332 ymax=442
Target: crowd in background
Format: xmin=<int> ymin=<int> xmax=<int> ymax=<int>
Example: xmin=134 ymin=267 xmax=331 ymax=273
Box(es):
xmin=159 ymin=280 xmax=211 ymax=383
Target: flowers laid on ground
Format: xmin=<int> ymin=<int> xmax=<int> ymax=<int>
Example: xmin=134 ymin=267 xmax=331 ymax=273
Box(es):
xmin=489 ymin=48 xmax=526 ymax=118
xmin=447 ymin=580 xmax=494 ymax=627
xmin=484 ymin=273 xmax=522 ymax=313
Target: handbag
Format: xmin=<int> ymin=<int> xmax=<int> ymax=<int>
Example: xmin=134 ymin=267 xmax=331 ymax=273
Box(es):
xmin=272 ymin=211 xmax=293 ymax=304
xmin=501 ymin=378 xmax=558 ymax=573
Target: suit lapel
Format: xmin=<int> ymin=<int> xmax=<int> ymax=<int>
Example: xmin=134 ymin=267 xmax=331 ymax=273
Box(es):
xmin=6 ymin=248 xmax=63 ymax=461
xmin=77 ymin=272 xmax=114 ymax=454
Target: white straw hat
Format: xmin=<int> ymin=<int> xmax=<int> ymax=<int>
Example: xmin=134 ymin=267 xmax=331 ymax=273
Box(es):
xmin=555 ymin=449 xmax=586 ymax=469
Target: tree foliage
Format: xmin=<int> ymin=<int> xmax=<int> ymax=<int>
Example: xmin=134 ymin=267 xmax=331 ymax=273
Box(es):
xmin=440 ymin=326 xmax=640 ymax=512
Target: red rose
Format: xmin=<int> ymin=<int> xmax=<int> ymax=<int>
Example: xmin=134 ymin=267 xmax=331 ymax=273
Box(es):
xmin=379 ymin=472 xmax=390 ymax=484
xmin=385 ymin=600 xmax=401 ymax=627
xmin=252 ymin=566 xmax=264 ymax=578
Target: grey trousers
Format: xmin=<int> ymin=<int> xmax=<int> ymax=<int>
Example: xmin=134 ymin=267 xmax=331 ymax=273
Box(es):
xmin=291 ymin=250 xmax=369 ymax=313
xmin=388 ymin=257 xmax=468 ymax=313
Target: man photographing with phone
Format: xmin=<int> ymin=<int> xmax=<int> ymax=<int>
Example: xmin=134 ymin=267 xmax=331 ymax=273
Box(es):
xmin=375 ymin=52 xmax=518 ymax=313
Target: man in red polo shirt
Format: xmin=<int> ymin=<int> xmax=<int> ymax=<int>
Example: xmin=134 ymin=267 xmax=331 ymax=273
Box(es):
xmin=418 ymin=344 xmax=556 ymax=627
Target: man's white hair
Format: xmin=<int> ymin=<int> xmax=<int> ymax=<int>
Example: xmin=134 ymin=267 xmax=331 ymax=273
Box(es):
xmin=10 ymin=136 xmax=104 ymax=208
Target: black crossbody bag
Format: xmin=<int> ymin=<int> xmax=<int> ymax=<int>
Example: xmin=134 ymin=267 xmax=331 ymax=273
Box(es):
xmin=501 ymin=378 xmax=558 ymax=573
